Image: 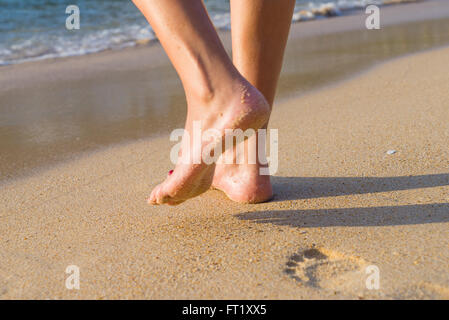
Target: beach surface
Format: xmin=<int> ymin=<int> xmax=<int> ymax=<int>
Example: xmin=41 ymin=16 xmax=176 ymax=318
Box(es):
xmin=1 ymin=43 xmax=448 ymax=299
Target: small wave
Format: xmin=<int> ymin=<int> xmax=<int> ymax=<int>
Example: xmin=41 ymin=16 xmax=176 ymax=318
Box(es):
xmin=0 ymin=24 xmax=156 ymax=66
xmin=292 ymin=0 xmax=418 ymax=22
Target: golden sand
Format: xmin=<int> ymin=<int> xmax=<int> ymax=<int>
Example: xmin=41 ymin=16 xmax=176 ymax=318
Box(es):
xmin=1 ymin=46 xmax=448 ymax=299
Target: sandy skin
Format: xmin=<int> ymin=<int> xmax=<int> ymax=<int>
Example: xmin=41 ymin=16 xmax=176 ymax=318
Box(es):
xmin=132 ymin=0 xmax=294 ymax=205
xmin=148 ymin=82 xmax=270 ymax=205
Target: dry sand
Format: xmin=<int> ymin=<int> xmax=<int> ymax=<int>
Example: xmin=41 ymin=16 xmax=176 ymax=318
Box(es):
xmin=1 ymin=44 xmax=448 ymax=299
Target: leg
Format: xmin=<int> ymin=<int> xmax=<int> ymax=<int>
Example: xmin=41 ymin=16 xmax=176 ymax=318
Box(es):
xmin=212 ymin=0 xmax=295 ymax=203
xmin=132 ymin=0 xmax=270 ymax=205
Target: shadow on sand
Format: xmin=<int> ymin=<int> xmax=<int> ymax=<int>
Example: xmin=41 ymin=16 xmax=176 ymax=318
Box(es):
xmin=236 ymin=174 xmax=449 ymax=228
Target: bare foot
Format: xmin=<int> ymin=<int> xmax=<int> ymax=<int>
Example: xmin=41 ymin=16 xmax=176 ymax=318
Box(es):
xmin=212 ymin=162 xmax=273 ymax=204
xmin=148 ymin=80 xmax=270 ymax=205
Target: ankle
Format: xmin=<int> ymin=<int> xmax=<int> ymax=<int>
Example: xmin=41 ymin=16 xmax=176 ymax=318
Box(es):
xmin=184 ymin=59 xmax=241 ymax=105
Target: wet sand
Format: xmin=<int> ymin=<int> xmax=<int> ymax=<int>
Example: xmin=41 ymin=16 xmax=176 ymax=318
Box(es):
xmin=1 ymin=0 xmax=449 ymax=300
xmin=1 ymin=43 xmax=448 ymax=299
xmin=2 ymin=0 xmax=449 ymax=182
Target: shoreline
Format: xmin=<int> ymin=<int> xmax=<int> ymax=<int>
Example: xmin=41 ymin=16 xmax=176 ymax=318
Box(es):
xmin=1 ymin=45 xmax=448 ymax=299
xmin=2 ymin=0 xmax=449 ymax=80
xmin=2 ymin=42 xmax=449 ymax=190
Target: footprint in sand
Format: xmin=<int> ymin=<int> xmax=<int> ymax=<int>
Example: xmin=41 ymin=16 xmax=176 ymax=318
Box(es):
xmin=284 ymin=247 xmax=369 ymax=294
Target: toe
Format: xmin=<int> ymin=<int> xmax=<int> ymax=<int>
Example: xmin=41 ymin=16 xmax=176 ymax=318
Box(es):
xmin=155 ymin=185 xmax=171 ymax=205
xmin=147 ymin=184 xmax=161 ymax=205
